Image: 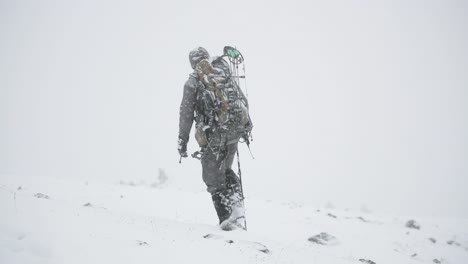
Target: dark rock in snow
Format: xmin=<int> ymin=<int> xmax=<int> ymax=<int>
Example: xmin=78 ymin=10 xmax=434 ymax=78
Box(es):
xmin=33 ymin=193 xmax=50 ymax=199
xmin=357 ymin=216 xmax=370 ymax=223
xmin=137 ymin=240 xmax=149 ymax=246
xmin=429 ymin=237 xmax=437 ymax=243
xmin=83 ymin=202 xmax=93 ymax=207
xmin=359 ymin=258 xmax=376 ymax=264
xmin=411 ymin=253 xmax=418 ymax=257
xmin=433 ymin=259 xmax=441 ymax=264
xmin=405 ymin=220 xmax=421 ymax=230
xmin=308 ymin=232 xmax=338 ymax=245
xmin=327 ymin=213 xmax=337 ymax=218
xmin=447 ymin=240 xmax=461 ymax=246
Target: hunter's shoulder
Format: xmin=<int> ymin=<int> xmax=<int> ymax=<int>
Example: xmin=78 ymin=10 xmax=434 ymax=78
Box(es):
xmin=184 ymin=73 xmax=199 ymax=89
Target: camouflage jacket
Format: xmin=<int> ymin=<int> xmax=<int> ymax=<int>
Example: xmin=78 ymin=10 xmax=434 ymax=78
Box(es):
xmin=178 ymin=74 xmax=245 ymax=148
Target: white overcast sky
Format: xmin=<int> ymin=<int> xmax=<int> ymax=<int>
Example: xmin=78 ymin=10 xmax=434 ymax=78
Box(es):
xmin=1 ymin=0 xmax=467 ymax=217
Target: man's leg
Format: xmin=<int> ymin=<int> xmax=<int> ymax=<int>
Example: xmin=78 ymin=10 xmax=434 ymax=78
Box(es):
xmin=222 ymin=167 xmax=245 ymax=230
xmin=201 ymin=145 xmax=231 ymax=224
xmin=201 ymin=143 xmax=244 ymax=227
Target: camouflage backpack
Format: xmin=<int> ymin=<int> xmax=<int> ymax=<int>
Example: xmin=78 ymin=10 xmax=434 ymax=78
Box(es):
xmin=193 ymin=48 xmax=252 ymax=148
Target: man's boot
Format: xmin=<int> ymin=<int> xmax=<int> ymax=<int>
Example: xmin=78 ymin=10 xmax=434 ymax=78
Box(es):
xmin=220 ymin=169 xmax=246 ymax=231
xmin=211 ymin=191 xmax=231 ymax=224
xmin=219 ymin=189 xmax=245 ymax=231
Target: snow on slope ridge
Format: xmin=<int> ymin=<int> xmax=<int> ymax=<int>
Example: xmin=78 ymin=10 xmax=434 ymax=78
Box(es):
xmin=0 ymin=175 xmax=467 ymax=264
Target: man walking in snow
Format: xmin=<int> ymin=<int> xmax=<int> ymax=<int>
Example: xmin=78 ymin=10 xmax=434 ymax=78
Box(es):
xmin=178 ymin=47 xmax=252 ymax=231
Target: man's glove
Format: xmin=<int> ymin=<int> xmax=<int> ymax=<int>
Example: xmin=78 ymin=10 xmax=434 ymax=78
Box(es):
xmin=177 ymin=137 xmax=188 ymax=158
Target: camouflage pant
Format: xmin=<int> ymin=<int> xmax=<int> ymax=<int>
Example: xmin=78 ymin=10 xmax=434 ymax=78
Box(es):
xmin=201 ymin=141 xmax=245 ymax=225
xmin=201 ymin=142 xmax=240 ymax=195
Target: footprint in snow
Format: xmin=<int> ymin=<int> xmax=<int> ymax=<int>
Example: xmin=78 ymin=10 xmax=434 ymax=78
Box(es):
xmin=33 ymin=193 xmax=50 ymax=199
xmin=359 ymin=258 xmax=376 ymax=264
xmin=82 ymin=202 xmax=107 ymax=210
xmin=308 ymin=232 xmax=339 ymax=245
xmin=203 ymin=233 xmax=270 ymax=254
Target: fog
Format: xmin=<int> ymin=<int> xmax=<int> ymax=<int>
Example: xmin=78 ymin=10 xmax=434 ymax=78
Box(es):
xmin=1 ymin=0 xmax=467 ymax=217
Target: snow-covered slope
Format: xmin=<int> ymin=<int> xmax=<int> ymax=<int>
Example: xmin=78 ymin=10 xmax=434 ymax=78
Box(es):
xmin=1 ymin=175 xmax=467 ymax=264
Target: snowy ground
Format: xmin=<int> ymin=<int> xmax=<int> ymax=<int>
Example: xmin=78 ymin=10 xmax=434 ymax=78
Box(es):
xmin=1 ymin=174 xmax=467 ymax=264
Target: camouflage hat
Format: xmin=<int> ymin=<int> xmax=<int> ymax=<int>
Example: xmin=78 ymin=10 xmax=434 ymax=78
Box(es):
xmin=189 ymin=47 xmax=210 ymax=69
